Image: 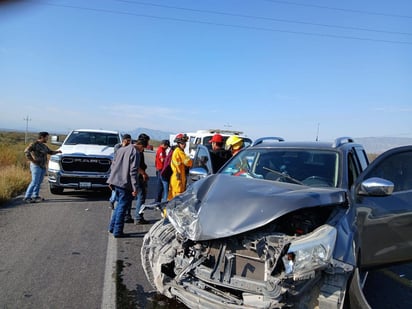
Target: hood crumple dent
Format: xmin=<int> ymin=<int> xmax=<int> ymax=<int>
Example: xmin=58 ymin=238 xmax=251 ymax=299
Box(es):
xmin=167 ymin=174 xmax=346 ymax=241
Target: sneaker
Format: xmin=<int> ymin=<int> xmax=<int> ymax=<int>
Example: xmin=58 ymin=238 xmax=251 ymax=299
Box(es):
xmin=23 ymin=197 xmax=34 ymax=203
xmin=124 ymin=215 xmax=134 ymax=223
xmin=134 ymin=217 xmax=149 ymax=225
xmin=33 ymin=196 xmax=45 ymax=203
xmin=114 ymin=233 xmax=127 ymax=238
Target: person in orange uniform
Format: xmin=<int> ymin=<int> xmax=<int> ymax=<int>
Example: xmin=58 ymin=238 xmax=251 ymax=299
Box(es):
xmin=169 ymin=133 xmax=192 ymax=199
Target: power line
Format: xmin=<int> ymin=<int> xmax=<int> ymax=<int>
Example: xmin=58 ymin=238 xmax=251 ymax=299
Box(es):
xmin=263 ymin=0 xmax=412 ymax=19
xmin=115 ymin=0 xmax=412 ymax=36
xmin=32 ymin=1 xmax=412 ymax=45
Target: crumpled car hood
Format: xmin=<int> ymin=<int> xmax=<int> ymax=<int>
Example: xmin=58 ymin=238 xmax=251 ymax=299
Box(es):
xmin=59 ymin=144 xmax=114 ymax=157
xmin=167 ymin=174 xmax=346 ymax=241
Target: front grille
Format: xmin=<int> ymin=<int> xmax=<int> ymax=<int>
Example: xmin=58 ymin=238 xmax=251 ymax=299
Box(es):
xmin=61 ymin=156 xmax=111 ymax=173
xmin=60 ymin=176 xmax=108 ymax=185
xmin=209 ymin=242 xmax=265 ymax=281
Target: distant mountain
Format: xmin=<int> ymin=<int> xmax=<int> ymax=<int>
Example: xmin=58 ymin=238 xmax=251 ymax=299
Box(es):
xmin=355 ymin=137 xmax=412 ymax=154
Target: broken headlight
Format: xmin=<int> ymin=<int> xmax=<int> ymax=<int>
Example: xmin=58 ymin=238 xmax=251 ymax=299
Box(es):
xmin=167 ymin=193 xmax=201 ymax=240
xmin=283 ymin=225 xmax=337 ymax=277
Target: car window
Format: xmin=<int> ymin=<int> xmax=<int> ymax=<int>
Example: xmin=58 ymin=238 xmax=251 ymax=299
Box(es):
xmin=220 ymin=148 xmax=338 ymax=187
xmin=354 ymin=146 xmax=369 ymax=170
xmin=347 ymin=153 xmax=358 ymax=189
xmin=243 ymin=138 xmax=253 ymax=148
xmin=192 ymin=146 xmax=211 ymax=173
xmin=65 ymin=132 xmax=119 ymax=146
xmin=66 ymin=132 xmax=90 ymax=145
xmin=362 ymin=150 xmax=412 ymax=192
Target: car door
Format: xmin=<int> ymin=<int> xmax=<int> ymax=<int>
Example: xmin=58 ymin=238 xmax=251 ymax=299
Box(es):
xmin=188 ymin=145 xmax=213 ymax=184
xmin=353 ymin=145 xmax=412 ymax=269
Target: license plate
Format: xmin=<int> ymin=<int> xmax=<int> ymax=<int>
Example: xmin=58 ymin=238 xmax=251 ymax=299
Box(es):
xmin=79 ymin=182 xmax=92 ymax=189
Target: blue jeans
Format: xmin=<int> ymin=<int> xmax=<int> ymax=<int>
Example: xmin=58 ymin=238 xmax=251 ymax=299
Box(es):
xmin=24 ymin=163 xmax=46 ymax=199
xmin=109 ymin=188 xmax=117 ymax=205
xmin=155 ymin=171 xmax=169 ymax=203
xmin=134 ymin=178 xmax=147 ymax=220
xmin=109 ymin=187 xmax=133 ymax=236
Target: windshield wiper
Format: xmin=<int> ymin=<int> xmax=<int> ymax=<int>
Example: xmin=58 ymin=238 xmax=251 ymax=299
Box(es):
xmin=263 ymin=167 xmax=304 ymax=185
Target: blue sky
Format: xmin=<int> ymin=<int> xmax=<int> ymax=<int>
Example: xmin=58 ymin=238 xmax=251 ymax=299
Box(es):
xmin=1 ymin=0 xmax=411 ymax=141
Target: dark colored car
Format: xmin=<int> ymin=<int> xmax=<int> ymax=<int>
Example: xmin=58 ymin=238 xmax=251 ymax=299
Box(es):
xmin=142 ymin=137 xmax=412 ymax=308
xmin=188 ymin=144 xmax=230 ymax=183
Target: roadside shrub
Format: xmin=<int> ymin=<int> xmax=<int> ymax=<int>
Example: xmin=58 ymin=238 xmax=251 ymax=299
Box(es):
xmin=0 ymin=136 xmax=31 ymax=205
xmin=0 ymin=131 xmax=61 ymax=205
xmin=0 ymin=144 xmax=28 ymax=168
xmin=0 ymin=165 xmax=31 ymax=205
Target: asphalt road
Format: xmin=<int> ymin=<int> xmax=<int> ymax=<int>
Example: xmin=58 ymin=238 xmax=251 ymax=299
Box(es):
xmin=0 ymin=150 xmax=411 ymax=309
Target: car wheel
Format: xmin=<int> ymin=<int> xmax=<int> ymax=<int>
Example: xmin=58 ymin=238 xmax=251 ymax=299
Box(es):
xmin=50 ymin=184 xmax=64 ymax=195
xmin=141 ymin=219 xmax=177 ymax=294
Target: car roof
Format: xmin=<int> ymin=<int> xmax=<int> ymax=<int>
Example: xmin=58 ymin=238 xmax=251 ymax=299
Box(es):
xmin=73 ymin=129 xmax=120 ymax=134
xmin=249 ymin=137 xmax=363 ymax=151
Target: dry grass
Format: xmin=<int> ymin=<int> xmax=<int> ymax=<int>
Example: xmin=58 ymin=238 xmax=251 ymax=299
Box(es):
xmin=0 ymin=165 xmax=31 ymax=204
xmin=0 ymin=143 xmax=31 ymax=205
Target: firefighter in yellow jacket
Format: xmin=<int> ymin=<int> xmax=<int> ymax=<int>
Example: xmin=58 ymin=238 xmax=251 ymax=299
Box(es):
xmin=169 ymin=133 xmax=193 ymax=200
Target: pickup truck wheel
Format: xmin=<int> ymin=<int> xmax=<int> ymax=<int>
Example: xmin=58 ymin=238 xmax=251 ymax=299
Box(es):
xmin=50 ymin=184 xmax=64 ymax=195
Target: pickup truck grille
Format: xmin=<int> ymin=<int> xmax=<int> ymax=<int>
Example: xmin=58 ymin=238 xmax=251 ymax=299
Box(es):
xmin=61 ymin=157 xmax=111 ymax=173
xmin=60 ymin=177 xmax=108 ymax=185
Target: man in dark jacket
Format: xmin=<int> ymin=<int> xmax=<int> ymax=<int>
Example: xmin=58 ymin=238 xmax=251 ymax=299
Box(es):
xmin=133 ymin=134 xmax=150 ymax=224
xmin=107 ymin=141 xmax=140 ymax=238
xmin=209 ymin=133 xmax=231 ymax=172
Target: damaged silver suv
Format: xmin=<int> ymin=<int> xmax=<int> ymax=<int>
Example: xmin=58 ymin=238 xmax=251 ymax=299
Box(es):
xmin=141 ymin=137 xmax=412 ymax=308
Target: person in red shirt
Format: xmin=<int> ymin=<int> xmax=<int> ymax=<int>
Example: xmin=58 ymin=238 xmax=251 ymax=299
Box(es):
xmin=155 ymin=139 xmax=170 ymax=203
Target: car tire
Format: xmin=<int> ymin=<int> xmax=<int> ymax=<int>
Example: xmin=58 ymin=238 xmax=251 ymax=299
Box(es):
xmin=50 ymin=184 xmax=64 ymax=195
xmin=141 ymin=219 xmax=177 ymax=295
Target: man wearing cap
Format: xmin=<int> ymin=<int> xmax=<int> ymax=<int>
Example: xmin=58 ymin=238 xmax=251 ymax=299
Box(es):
xmin=109 ymin=133 xmax=132 ymax=209
xmin=133 ymin=134 xmax=151 ymax=224
xmin=107 ymin=138 xmax=140 ymax=238
xmin=209 ymin=133 xmax=231 ymax=172
xmin=154 ymin=139 xmax=170 ymax=203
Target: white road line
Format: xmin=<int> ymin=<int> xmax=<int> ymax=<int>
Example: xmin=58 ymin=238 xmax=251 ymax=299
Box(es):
xmin=101 ymin=234 xmax=117 ymax=309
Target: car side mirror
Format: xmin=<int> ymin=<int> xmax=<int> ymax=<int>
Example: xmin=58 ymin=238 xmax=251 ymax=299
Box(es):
xmin=357 ymin=177 xmax=394 ymax=196
xmin=189 ymin=167 xmax=209 ymax=182
xmin=51 ymin=135 xmax=63 ymax=145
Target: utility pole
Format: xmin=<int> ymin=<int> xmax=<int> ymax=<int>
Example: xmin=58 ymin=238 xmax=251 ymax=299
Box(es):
xmin=23 ymin=115 xmax=31 ymax=144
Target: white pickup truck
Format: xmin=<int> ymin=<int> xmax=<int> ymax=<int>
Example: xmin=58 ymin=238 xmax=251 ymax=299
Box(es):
xmin=170 ymin=129 xmax=253 ymax=158
xmin=47 ymin=129 xmax=121 ymax=194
